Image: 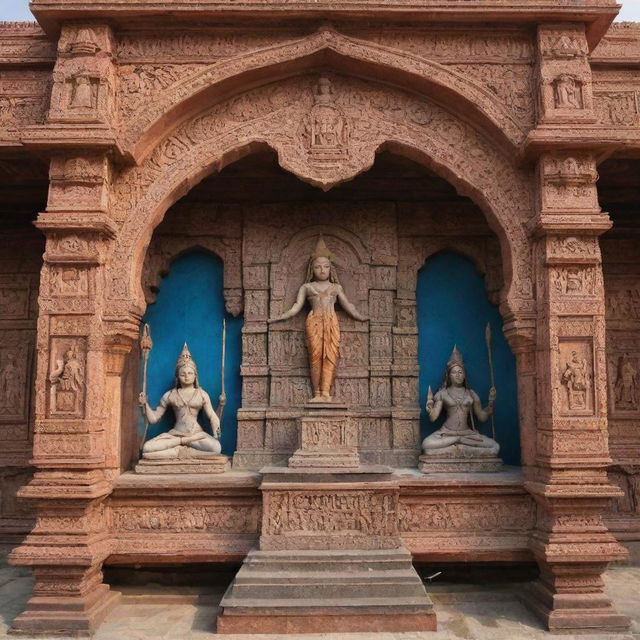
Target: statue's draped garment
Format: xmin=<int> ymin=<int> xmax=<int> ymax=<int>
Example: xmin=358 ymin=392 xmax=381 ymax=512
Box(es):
xmin=305 ymin=285 xmax=340 ymax=396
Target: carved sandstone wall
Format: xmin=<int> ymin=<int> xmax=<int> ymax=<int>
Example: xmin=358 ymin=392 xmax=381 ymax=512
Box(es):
xmin=0 ymin=5 xmax=638 ymax=633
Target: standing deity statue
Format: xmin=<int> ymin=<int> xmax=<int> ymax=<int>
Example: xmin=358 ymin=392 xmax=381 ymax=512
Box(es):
xmin=268 ymin=236 xmax=368 ymax=402
xmin=139 ymin=344 xmax=222 ymax=460
xmin=422 ymin=346 xmax=499 ymax=458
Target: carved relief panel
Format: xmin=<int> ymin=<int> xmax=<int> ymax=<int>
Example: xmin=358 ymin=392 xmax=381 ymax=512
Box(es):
xmin=48 ymin=337 xmax=87 ymax=418
xmin=537 ymin=25 xmax=595 ymax=124
xmin=0 ymin=335 xmax=32 ymax=432
xmin=608 ymin=354 xmax=640 ymax=416
xmin=558 ymin=341 xmax=594 ymax=415
xmin=48 ymin=24 xmax=117 ymax=125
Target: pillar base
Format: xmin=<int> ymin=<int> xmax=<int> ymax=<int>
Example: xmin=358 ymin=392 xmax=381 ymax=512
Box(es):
xmin=523 ymin=580 xmax=630 ymax=634
xmin=11 ymin=586 xmax=121 ymax=637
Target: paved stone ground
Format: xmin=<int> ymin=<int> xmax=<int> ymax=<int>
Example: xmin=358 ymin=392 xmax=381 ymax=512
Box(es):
xmin=0 ymin=561 xmax=638 ymax=639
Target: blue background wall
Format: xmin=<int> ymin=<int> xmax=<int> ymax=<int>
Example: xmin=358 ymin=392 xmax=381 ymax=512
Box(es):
xmin=416 ymin=252 xmax=520 ymax=465
xmin=140 ymin=251 xmax=243 ymax=455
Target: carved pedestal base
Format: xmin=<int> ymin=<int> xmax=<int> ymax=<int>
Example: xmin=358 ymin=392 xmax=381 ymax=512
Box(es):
xmin=134 ymin=455 xmax=230 ymax=474
xmin=418 ymin=453 xmax=503 ymax=474
xmin=288 ymin=404 xmax=360 ymax=470
xmin=218 ymin=467 xmax=436 ymax=633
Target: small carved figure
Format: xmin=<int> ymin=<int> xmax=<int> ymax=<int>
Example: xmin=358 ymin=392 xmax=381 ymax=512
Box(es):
xmin=562 ymin=350 xmax=591 ymax=411
xmin=50 ymin=347 xmax=84 ymax=393
xmin=422 ymin=346 xmax=499 ymax=458
xmin=139 ymin=344 xmax=222 ymax=460
xmin=310 ymin=76 xmax=348 ymax=149
xmin=70 ymin=76 xmax=93 ymax=109
xmin=0 ymin=353 xmax=22 ymax=412
xmin=614 ymin=354 xmax=638 ymax=410
xmin=268 ymin=236 xmax=368 ymax=402
xmin=50 ymin=346 xmax=84 ymax=413
xmin=554 ymin=74 xmax=582 ymax=109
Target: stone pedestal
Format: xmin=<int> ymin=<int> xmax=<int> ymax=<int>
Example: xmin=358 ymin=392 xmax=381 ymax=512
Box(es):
xmin=134 ymin=455 xmax=230 ymax=474
xmin=288 ymin=403 xmax=360 ymax=469
xmin=217 ymin=466 xmax=436 ymax=633
xmin=418 ymin=451 xmax=503 ymax=473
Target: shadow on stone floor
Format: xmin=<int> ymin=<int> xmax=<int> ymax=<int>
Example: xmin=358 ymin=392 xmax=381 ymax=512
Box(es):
xmin=0 ymin=562 xmax=33 ymax=634
xmin=0 ymin=563 xmax=637 ymax=639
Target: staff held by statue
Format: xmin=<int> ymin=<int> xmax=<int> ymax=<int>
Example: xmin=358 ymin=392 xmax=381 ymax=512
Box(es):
xmin=216 ymin=318 xmax=226 ymax=422
xmin=485 ymin=322 xmax=497 ymax=441
xmin=139 ymin=323 xmax=153 ymax=450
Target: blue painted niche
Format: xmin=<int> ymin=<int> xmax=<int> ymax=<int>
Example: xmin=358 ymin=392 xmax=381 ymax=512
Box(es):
xmin=140 ymin=251 xmax=243 ymax=455
xmin=416 ymin=252 xmax=520 ymax=466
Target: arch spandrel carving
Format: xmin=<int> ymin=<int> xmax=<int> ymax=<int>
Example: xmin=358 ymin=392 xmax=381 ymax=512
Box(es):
xmin=108 ymin=73 xmax=535 ymax=326
xmin=118 ymin=26 xmax=528 ymax=161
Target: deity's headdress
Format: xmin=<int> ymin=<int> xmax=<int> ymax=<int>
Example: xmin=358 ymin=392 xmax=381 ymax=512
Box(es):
xmin=174 ymin=343 xmax=199 ymax=388
xmin=443 ymin=345 xmax=468 ymax=388
xmin=447 ymin=345 xmax=464 ymax=370
xmin=306 ymin=234 xmax=340 ymax=284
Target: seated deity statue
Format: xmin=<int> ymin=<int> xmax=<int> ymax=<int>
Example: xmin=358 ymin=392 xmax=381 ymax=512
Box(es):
xmin=422 ymin=346 xmax=499 ymax=459
xmin=139 ymin=344 xmax=222 ymax=460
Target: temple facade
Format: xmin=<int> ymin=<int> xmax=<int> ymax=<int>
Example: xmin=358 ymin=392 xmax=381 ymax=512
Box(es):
xmin=0 ymin=0 xmax=639 ymax=635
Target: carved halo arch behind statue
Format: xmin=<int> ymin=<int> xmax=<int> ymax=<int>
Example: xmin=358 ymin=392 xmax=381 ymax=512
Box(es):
xmin=271 ymin=225 xmax=369 ymax=314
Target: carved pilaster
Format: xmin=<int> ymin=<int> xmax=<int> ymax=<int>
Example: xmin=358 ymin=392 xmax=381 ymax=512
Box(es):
xmin=9 ymin=155 xmax=121 ymax=633
xmin=522 ymin=153 xmax=629 ymax=633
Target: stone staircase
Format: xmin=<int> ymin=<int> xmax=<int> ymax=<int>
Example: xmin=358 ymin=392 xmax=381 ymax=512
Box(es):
xmin=217 ymin=547 xmax=435 ymax=633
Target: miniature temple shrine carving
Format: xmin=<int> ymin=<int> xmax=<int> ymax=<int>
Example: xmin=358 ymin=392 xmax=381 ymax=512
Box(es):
xmin=1 ymin=0 xmax=640 ymax=636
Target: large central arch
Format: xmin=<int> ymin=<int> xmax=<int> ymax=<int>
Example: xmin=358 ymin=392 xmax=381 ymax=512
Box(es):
xmin=107 ymin=71 xmax=535 ymax=330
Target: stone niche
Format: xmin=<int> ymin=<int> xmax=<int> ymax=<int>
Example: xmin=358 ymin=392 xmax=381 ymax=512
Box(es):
xmin=142 ymin=151 xmax=505 ymax=470
xmin=599 ymin=159 xmax=640 ymax=549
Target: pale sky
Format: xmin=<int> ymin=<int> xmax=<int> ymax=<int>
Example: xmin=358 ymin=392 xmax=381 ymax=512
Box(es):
xmin=1 ymin=0 xmax=640 ymax=22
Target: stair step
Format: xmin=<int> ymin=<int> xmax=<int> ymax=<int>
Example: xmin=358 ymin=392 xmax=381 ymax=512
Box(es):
xmin=221 ymin=595 xmax=433 ymax=611
xmin=229 ymin=582 xmax=427 ymax=600
xmin=234 ymin=569 xmax=419 ymax=584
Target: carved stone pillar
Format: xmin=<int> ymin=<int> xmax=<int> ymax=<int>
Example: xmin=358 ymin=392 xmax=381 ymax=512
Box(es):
xmin=9 ymin=145 xmax=122 ymax=631
xmin=522 ymin=152 xmax=629 ymax=633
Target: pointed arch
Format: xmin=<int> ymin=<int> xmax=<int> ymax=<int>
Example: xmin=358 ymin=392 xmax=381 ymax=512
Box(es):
xmin=123 ymin=26 xmax=528 ymax=162
xmin=106 ymin=73 xmax=535 ymax=334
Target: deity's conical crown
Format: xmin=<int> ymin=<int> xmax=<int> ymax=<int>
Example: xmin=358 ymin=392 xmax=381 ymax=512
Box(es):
xmin=447 ymin=345 xmax=464 ymax=369
xmin=312 ymin=234 xmax=333 ymax=261
xmin=175 ymin=343 xmax=197 ymax=372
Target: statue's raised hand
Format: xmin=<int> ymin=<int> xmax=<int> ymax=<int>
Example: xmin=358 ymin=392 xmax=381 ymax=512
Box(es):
xmin=138 ymin=392 xmax=147 ymax=406
xmin=488 ymin=386 xmax=497 ymax=405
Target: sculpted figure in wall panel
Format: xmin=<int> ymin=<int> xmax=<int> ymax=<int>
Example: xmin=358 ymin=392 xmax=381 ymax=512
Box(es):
xmin=560 ymin=346 xmax=593 ymax=414
xmin=139 ymin=344 xmax=222 ymax=459
xmin=49 ymin=339 xmax=86 ymax=417
xmin=269 ymin=236 xmax=368 ymax=402
xmin=613 ymin=354 xmax=639 ymax=412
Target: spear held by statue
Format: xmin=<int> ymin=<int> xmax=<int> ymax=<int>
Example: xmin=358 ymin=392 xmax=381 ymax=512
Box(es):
xmin=139 ymin=323 xmax=153 ymax=451
xmin=485 ymin=322 xmax=497 ymax=441
xmin=216 ymin=318 xmax=227 ymax=427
